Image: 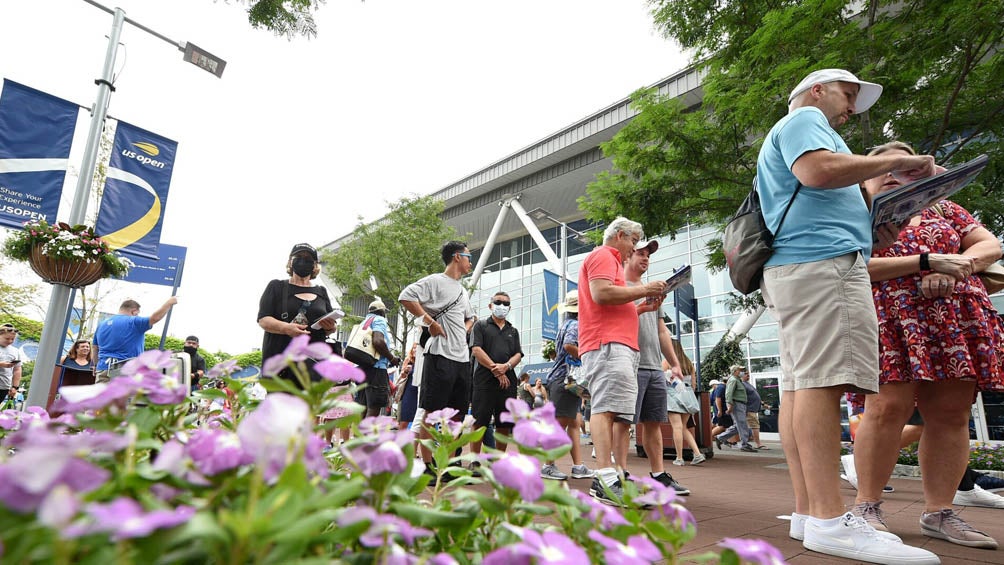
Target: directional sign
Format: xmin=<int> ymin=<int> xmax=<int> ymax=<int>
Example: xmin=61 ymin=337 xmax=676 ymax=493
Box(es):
xmin=119 ymin=244 xmax=186 ymax=287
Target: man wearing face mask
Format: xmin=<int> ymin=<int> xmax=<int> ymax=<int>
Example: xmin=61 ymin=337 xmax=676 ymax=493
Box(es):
xmin=468 ymin=291 xmax=523 ymax=465
xmin=183 ymin=336 xmax=206 ymax=392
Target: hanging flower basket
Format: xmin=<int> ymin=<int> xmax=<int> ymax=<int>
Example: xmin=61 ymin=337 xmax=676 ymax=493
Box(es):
xmin=28 ymin=243 xmax=107 ymax=287
xmin=3 ymin=220 xmax=132 ymax=287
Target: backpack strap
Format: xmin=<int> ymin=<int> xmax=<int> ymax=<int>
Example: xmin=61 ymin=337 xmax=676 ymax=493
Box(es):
xmin=755 ymin=177 xmax=803 ymax=237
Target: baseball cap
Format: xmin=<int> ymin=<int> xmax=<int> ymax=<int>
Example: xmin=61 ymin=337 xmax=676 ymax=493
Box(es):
xmin=185 ymin=335 xmax=199 ymax=343
xmin=0 ymin=323 xmax=16 ymax=333
xmin=369 ymin=299 xmax=387 ymax=312
xmin=788 ymin=69 xmax=883 ymax=114
xmin=634 ymin=240 xmax=659 ymax=254
xmin=558 ymin=290 xmax=578 ymax=313
xmin=289 ymin=243 xmax=318 ymax=261
xmin=709 ymin=379 xmax=722 ymax=386
xmin=729 ymin=364 xmax=746 ymax=374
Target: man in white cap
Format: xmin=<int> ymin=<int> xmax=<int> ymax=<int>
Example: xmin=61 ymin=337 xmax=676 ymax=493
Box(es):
xmin=356 ymin=298 xmax=400 ymax=418
xmin=757 ymin=69 xmax=938 ymax=564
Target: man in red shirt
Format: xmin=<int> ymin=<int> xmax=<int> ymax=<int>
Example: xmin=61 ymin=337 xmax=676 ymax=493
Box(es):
xmin=579 ymin=217 xmax=666 ymax=505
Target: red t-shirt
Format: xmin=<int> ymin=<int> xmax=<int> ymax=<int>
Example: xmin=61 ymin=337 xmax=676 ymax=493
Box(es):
xmin=578 ymin=245 xmax=639 ymax=354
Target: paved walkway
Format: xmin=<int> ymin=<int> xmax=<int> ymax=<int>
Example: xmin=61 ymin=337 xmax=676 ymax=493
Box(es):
xmin=552 ymin=439 xmax=1004 ymax=564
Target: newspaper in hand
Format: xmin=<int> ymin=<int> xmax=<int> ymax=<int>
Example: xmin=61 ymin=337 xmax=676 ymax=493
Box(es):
xmin=870 ymin=154 xmax=988 ymax=240
xmin=662 ymin=264 xmax=692 ymax=295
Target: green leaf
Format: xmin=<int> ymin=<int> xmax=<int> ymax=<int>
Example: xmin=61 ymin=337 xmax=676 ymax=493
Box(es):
xmin=388 ymin=501 xmax=476 ymax=529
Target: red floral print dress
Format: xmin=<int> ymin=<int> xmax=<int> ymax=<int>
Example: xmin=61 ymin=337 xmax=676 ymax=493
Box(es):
xmin=871 ymin=200 xmax=1004 ymax=391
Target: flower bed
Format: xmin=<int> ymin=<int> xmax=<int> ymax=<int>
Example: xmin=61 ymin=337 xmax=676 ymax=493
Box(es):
xmin=0 ymin=337 xmax=783 ymax=564
xmin=897 ymin=442 xmax=1004 ymax=472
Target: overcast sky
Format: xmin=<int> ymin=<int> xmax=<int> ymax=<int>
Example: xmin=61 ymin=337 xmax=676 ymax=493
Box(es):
xmin=1 ymin=0 xmax=689 ymax=354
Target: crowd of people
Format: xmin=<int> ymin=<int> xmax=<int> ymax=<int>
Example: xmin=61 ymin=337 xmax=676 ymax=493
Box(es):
xmin=27 ymin=65 xmax=1004 ymax=565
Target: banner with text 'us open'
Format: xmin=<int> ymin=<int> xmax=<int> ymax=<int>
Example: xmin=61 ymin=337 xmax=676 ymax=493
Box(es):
xmin=0 ymin=80 xmax=78 ymax=229
xmin=96 ymin=120 xmax=177 ymax=260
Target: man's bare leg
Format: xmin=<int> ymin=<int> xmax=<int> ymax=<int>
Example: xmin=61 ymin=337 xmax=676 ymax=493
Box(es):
xmin=791 ymin=387 xmax=846 ymax=518
xmin=780 ymin=391 xmax=810 ymax=515
xmin=640 ymin=421 xmax=665 ymax=473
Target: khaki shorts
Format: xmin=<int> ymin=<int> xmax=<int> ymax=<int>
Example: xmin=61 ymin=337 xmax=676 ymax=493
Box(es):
xmin=746 ymin=410 xmax=760 ymax=430
xmin=581 ymin=342 xmax=639 ymax=419
xmin=761 ymin=252 xmax=879 ymax=394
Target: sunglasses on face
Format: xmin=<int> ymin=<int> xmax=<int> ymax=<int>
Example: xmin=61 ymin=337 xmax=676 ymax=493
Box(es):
xmin=493 ymin=300 xmax=510 ymax=306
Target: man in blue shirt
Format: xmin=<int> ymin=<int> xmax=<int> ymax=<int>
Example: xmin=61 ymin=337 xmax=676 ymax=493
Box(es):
xmin=356 ymin=299 xmax=400 ymax=417
xmin=93 ymin=297 xmax=177 ymax=382
xmin=758 ymin=69 xmax=937 ymax=564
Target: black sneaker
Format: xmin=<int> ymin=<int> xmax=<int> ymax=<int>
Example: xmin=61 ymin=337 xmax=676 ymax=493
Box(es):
xmin=976 ymin=473 xmax=1004 ymax=492
xmin=589 ymin=477 xmax=626 ymax=507
xmin=467 ymin=461 xmax=482 ymax=478
xmin=652 ymin=472 xmax=690 ymax=496
xmin=740 ymin=445 xmax=757 ymax=453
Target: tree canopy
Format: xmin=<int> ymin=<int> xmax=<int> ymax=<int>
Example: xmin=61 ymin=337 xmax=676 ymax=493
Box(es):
xmin=583 ymin=0 xmax=1004 ymax=269
xmin=240 ymin=0 xmax=325 ymax=39
xmin=322 ymin=195 xmax=459 ymax=352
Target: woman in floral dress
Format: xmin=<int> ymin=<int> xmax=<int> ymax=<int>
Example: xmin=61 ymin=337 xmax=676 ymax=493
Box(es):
xmin=850 ymin=141 xmax=1004 ymax=549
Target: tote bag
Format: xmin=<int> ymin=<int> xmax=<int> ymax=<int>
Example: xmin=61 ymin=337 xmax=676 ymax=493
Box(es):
xmin=344 ymin=316 xmax=378 ymax=367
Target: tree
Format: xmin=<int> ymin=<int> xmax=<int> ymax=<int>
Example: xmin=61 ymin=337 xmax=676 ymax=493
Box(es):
xmin=583 ymin=0 xmax=1004 ymax=270
xmin=234 ymin=0 xmax=326 ymax=39
xmin=322 ymin=195 xmax=459 ymax=352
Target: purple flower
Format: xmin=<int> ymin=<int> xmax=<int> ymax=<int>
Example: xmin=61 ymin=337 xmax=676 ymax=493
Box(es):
xmin=484 ymin=528 xmax=588 ymax=564
xmin=0 ymin=445 xmax=109 ymax=513
xmin=718 ymin=538 xmax=786 ymax=565
xmin=571 ymin=490 xmax=629 ymax=528
xmin=384 ymin=544 xmax=419 ymax=565
xmin=237 ymin=393 xmax=314 ymax=482
xmin=512 ymin=409 xmax=571 ymax=450
xmin=37 ymin=485 xmax=79 ymax=529
xmin=634 ymin=477 xmax=695 ymax=528
xmin=67 ymin=497 xmax=195 ymax=541
xmin=492 ymin=453 xmax=544 ymax=501
xmin=0 ymin=406 xmax=48 ymax=430
xmin=51 ymin=379 xmax=139 ymax=413
xmin=499 ymin=397 xmax=532 ymax=424
xmin=588 ymin=531 xmax=662 ymax=565
xmin=186 ymin=428 xmax=252 ymax=475
xmin=358 ymin=416 xmax=398 ymax=437
xmin=425 ymin=408 xmax=460 ymax=428
xmin=314 ymin=355 xmax=365 ymax=383
xmin=342 ymin=507 xmax=432 ymax=547
xmin=428 ymin=553 xmax=459 ymax=565
xmin=262 ymin=335 xmax=332 ymax=377
xmin=343 ymin=427 xmax=413 ymax=478
xmin=207 ymin=359 xmax=240 ymax=379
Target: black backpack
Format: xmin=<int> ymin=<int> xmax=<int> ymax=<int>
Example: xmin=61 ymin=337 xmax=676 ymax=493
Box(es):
xmin=722 ymin=178 xmax=801 ymax=294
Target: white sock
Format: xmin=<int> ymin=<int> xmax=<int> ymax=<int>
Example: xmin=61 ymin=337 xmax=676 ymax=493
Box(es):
xmin=809 ymin=515 xmax=843 ymax=528
xmin=597 ymin=467 xmax=618 ymax=485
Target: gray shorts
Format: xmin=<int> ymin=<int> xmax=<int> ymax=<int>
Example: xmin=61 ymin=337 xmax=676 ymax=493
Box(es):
xmin=761 ymin=252 xmax=879 ymax=394
xmin=634 ymin=368 xmax=668 ymax=423
xmin=581 ymin=342 xmax=639 ymax=419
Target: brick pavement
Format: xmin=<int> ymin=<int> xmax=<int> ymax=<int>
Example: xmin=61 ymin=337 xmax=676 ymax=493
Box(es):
xmin=549 ymin=439 xmax=1004 ymax=564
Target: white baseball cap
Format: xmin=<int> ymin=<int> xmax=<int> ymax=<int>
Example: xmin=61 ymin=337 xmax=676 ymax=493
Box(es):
xmin=788 ymin=69 xmax=883 ymax=114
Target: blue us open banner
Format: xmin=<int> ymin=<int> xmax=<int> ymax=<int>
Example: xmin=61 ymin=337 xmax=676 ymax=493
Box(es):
xmin=119 ymin=243 xmax=186 ymax=287
xmin=0 ymin=80 xmax=78 ymax=229
xmin=542 ymin=270 xmax=578 ymax=341
xmin=95 ymin=121 xmax=177 ymax=259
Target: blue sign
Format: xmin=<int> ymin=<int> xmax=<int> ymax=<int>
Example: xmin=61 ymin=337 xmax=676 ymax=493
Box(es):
xmin=0 ymin=80 xmax=78 ymax=229
xmin=542 ymin=270 xmax=578 ymax=341
xmin=119 ymin=244 xmax=186 ymax=287
xmin=675 ymin=283 xmax=697 ymax=321
xmin=96 ymin=120 xmax=178 ymax=259
xmin=520 ymin=362 xmax=552 ymax=383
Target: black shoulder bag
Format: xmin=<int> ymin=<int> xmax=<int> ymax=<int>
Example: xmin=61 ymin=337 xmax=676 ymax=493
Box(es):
xmin=419 ymin=290 xmax=465 ymax=348
xmin=723 ymin=178 xmax=802 ymax=294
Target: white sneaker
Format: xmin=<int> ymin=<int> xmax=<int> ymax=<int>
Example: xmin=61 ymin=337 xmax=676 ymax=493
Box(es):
xmin=790 ymin=512 xmax=807 ymax=541
xmin=791 ymin=511 xmax=901 ymax=542
xmin=841 ymin=454 xmax=859 ymax=489
xmin=691 ymin=453 xmax=706 ymax=465
xmin=953 ymin=485 xmax=1004 ymax=509
xmin=803 ymin=513 xmax=940 ymax=565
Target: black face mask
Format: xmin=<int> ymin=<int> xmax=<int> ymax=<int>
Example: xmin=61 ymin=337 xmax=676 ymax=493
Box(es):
xmin=291 ymin=257 xmax=315 ymax=277
xmin=183 ymin=346 xmax=198 ymax=356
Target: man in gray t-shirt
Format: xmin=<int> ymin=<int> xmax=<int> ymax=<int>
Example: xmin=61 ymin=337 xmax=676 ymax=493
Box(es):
xmin=0 ymin=324 xmax=23 ymax=401
xmin=399 ymin=241 xmax=476 ymax=478
xmin=625 ymin=242 xmax=690 ymax=495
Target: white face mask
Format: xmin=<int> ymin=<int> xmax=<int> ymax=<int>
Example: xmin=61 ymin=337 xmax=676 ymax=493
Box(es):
xmin=492 ymin=305 xmax=510 ymax=319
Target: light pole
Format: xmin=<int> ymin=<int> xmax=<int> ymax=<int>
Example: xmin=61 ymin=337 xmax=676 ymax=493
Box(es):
xmin=26 ymin=2 xmax=225 ymax=408
xmin=525 ymin=207 xmax=591 ymax=300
